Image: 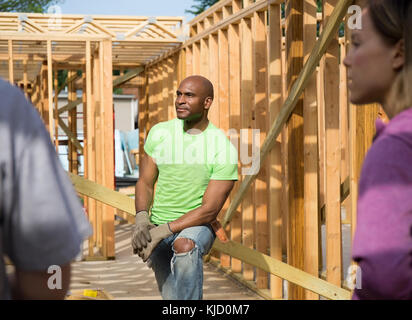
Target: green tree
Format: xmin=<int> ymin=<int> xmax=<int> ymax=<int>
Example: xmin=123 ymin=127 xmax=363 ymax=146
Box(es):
xmin=185 ymin=0 xmax=220 ymax=16
xmin=0 ymin=0 xmax=63 ymax=13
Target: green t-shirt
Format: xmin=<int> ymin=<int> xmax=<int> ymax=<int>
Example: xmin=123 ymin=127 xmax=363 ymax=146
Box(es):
xmin=144 ymin=118 xmax=238 ymax=225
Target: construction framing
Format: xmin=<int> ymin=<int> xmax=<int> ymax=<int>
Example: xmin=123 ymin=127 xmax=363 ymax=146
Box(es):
xmin=137 ymin=0 xmax=386 ymax=299
xmin=1 ymin=0 xmax=388 ymax=299
xmin=0 ymin=12 xmax=183 ymax=259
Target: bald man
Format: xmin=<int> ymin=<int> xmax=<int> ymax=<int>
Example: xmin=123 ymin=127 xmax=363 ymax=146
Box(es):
xmin=131 ymin=75 xmax=238 ymax=300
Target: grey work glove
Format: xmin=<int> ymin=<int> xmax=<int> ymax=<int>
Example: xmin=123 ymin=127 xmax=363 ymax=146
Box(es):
xmin=137 ymin=223 xmax=173 ymax=262
xmin=132 ymin=210 xmax=155 ymax=254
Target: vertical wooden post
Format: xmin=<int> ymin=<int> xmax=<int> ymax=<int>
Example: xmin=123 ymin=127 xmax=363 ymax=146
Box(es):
xmin=268 ymin=2 xmax=284 ymax=300
xmin=240 ymin=16 xmax=255 ymax=281
xmin=82 ymin=68 xmax=89 ymax=215
xmin=323 ymin=0 xmax=342 ymax=287
xmin=285 ymin=0 xmax=305 ymax=300
xmin=47 ymin=40 xmax=55 ymax=142
xmin=209 ymin=33 xmax=219 ymax=126
xmin=161 ymin=61 xmax=169 ymax=122
xmin=85 ymin=40 xmax=96 ymax=257
xmin=253 ymin=10 xmax=269 ymax=290
xmin=218 ymin=25 xmax=230 ymax=269
xmin=167 ymin=56 xmax=175 ymax=121
xmin=41 ymin=62 xmax=50 ymax=133
xmin=138 ymin=72 xmax=148 ymax=166
xmin=23 ymin=60 xmax=28 ymax=98
xmin=186 ymin=45 xmax=193 ymax=77
xmin=193 ymin=42 xmax=200 ymax=75
xmin=8 ymin=40 xmax=14 ymax=85
xmin=303 ymin=0 xmax=319 ymax=300
xmin=68 ymin=70 xmax=79 ymax=174
xmin=101 ymin=38 xmax=115 ymax=258
xmin=54 ymin=68 xmax=60 ymax=152
xmin=228 ymin=20 xmax=242 ymax=274
xmin=94 ymin=45 xmax=103 ymax=250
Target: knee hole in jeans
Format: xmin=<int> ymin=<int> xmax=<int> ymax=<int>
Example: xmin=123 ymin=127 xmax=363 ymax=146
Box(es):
xmin=173 ymin=238 xmax=195 ymax=254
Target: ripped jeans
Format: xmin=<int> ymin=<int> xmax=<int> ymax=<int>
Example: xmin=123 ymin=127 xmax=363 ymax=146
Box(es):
xmin=147 ymin=225 xmax=216 ymax=300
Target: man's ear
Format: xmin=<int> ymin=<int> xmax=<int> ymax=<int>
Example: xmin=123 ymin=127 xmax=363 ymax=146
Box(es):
xmin=392 ymin=39 xmax=405 ymax=70
xmin=204 ymin=97 xmax=213 ymax=110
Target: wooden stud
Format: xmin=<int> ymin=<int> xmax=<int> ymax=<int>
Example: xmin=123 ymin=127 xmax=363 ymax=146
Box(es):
xmin=285 ymin=0 xmax=305 ymax=300
xmin=240 ymin=17 xmax=255 ymax=281
xmin=47 ymin=40 xmax=55 ymax=142
xmin=200 ymin=38 xmax=209 ymax=79
xmin=54 ymin=68 xmax=60 ymax=152
xmin=86 ymin=40 xmax=97 ymax=257
xmin=323 ymin=0 xmax=342 ymax=287
xmin=101 ymin=39 xmax=115 ymax=258
xmin=193 ymin=42 xmax=200 ymax=75
xmin=23 ymin=60 xmax=28 ymax=98
xmin=185 ymin=45 xmax=193 ymax=77
xmin=228 ymin=21 xmax=242 ymax=274
xmin=161 ymin=61 xmax=169 ymax=122
xmin=93 ymin=46 xmax=103 ymax=250
xmin=303 ymin=0 xmax=319 ymax=300
xmin=167 ymin=56 xmax=175 ymax=121
xmin=8 ymin=40 xmax=14 ymax=85
xmin=218 ymin=26 xmax=231 ymax=269
xmin=268 ymin=2 xmax=283 ymax=300
xmin=68 ymin=70 xmax=79 ymax=174
xmin=253 ymin=10 xmax=269 ymax=290
xmin=208 ymin=33 xmax=219 ymax=126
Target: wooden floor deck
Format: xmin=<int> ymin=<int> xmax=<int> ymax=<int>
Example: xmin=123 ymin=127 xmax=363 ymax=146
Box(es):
xmin=69 ymin=222 xmax=262 ymax=300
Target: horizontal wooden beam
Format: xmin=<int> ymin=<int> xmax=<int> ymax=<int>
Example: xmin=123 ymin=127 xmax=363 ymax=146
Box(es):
xmin=0 ymin=32 xmax=111 ymax=41
xmin=68 ymin=173 xmax=135 ymax=215
xmin=212 ymin=239 xmax=351 ymax=300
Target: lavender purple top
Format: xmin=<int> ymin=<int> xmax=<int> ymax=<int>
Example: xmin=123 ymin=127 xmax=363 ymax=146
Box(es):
xmin=352 ymin=108 xmax=412 ymax=300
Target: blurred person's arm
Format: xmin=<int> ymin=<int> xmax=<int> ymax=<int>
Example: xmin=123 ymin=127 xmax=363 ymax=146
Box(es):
xmin=9 ymin=263 xmax=71 ymax=300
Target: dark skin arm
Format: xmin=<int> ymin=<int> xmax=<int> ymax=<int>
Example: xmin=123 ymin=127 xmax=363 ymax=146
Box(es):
xmin=135 ymin=151 xmax=235 ymax=232
xmin=10 ymin=263 xmax=71 ymax=300
xmin=169 ymin=179 xmax=235 ymax=233
xmin=135 ymin=151 xmax=158 ymax=213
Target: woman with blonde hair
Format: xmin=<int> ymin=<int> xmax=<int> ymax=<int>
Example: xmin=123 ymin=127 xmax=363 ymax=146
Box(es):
xmin=344 ymin=0 xmax=412 ymax=299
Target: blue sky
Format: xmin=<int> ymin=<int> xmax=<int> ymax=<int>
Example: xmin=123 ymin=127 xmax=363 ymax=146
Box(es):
xmin=56 ymin=0 xmax=197 ymax=24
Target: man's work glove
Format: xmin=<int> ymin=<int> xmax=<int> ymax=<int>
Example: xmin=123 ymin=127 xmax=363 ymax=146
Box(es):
xmin=137 ymin=223 xmax=173 ymax=262
xmin=132 ymin=210 xmax=155 ymax=254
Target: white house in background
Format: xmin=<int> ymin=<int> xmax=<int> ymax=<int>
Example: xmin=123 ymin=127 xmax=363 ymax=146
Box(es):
xmin=56 ymin=91 xmax=138 ymax=175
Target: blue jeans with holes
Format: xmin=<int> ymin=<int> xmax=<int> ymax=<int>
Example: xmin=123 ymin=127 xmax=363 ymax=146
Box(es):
xmin=147 ymin=225 xmax=215 ymax=300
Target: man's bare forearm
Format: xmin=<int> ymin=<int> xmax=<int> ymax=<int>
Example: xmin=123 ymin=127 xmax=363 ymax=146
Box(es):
xmin=169 ymin=205 xmax=218 ymax=233
xmin=135 ymin=180 xmax=154 ymax=213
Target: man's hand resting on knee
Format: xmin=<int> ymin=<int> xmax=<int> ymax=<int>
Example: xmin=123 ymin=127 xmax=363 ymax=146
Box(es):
xmin=137 ymin=223 xmax=173 ymax=262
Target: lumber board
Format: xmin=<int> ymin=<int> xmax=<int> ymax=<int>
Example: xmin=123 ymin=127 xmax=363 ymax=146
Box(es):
xmin=8 ymin=39 xmax=13 ymax=84
xmin=69 ymin=173 xmax=135 ymax=215
xmin=267 ymin=2 xmax=283 ymax=300
xmin=253 ymin=10 xmax=269 ymax=290
xmin=113 ymin=67 xmax=144 ymax=88
xmin=228 ymin=21 xmax=242 ymax=274
xmin=58 ymin=117 xmax=83 ymax=153
xmin=212 ymin=239 xmax=351 ymax=300
xmin=240 ymin=17 xmax=254 ymax=281
xmin=303 ymin=0 xmax=320 ymax=300
xmin=323 ymin=0 xmax=343 ymax=287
